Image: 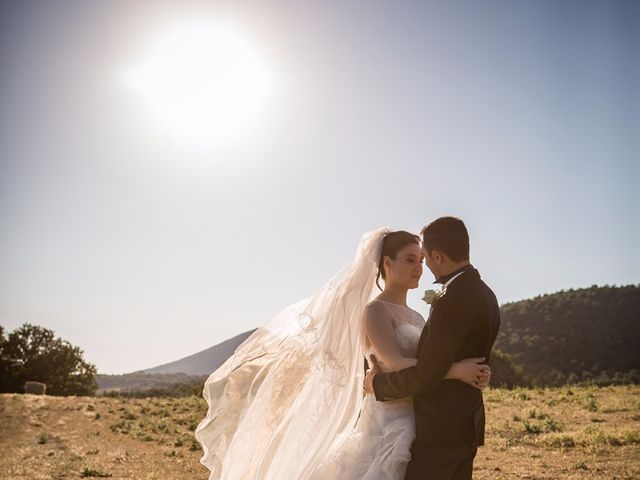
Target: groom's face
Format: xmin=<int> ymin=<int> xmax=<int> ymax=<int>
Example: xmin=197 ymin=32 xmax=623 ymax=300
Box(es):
xmin=422 ymin=246 xmax=440 ymax=279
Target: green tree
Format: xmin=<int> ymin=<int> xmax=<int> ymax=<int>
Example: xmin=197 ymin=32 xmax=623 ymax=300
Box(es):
xmin=0 ymin=323 xmax=97 ymax=396
xmin=489 ymin=349 xmax=531 ymax=388
xmin=0 ymin=325 xmax=11 ymax=391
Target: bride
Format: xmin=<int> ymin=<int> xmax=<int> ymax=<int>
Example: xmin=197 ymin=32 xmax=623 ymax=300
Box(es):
xmin=195 ymin=228 xmax=489 ymax=480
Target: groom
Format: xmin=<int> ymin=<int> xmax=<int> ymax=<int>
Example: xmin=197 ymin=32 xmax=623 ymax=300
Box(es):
xmin=365 ymin=216 xmax=500 ymax=480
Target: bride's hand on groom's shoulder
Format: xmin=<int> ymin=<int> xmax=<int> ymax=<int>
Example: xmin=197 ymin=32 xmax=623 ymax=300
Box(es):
xmin=364 ymin=355 xmax=381 ymax=395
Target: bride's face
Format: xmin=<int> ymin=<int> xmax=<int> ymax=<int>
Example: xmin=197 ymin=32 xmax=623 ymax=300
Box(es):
xmin=385 ymin=243 xmax=424 ymax=289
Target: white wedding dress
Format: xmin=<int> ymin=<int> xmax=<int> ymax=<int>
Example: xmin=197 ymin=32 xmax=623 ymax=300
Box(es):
xmin=195 ymin=229 xmax=425 ymax=480
xmin=310 ymin=300 xmax=425 ymax=480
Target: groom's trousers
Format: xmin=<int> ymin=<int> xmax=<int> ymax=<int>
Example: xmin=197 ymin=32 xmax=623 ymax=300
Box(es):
xmin=404 ymin=442 xmax=478 ymax=480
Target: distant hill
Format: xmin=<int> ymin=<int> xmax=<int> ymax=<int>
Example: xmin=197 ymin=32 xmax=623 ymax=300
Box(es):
xmin=143 ymin=330 xmax=256 ymax=375
xmin=97 ymin=371 xmax=206 ymax=392
xmin=97 ymin=329 xmax=255 ymax=391
xmin=495 ymin=284 xmax=640 ymax=386
xmin=100 ymin=285 xmax=639 ymax=393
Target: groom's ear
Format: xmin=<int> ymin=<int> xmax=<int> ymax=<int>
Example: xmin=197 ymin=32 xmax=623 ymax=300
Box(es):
xmin=430 ymin=249 xmax=444 ymax=264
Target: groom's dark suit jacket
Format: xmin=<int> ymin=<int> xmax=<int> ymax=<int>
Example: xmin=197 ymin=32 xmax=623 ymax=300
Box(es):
xmin=373 ymin=266 xmax=500 ymax=449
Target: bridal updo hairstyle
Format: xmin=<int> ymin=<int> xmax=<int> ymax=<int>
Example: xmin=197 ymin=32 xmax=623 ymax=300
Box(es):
xmin=376 ymin=230 xmax=421 ymax=291
xmin=421 ymin=216 xmax=470 ymax=262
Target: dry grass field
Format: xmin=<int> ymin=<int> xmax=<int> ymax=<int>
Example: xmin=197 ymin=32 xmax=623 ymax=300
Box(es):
xmin=0 ymin=385 xmax=638 ymax=479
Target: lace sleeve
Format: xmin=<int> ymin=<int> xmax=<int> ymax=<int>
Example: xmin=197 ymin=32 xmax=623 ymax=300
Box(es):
xmin=365 ymin=302 xmax=417 ymax=372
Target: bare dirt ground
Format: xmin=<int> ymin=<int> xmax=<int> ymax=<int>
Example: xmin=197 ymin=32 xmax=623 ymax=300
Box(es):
xmin=0 ymin=385 xmax=638 ymax=479
xmin=0 ymin=394 xmax=206 ymax=479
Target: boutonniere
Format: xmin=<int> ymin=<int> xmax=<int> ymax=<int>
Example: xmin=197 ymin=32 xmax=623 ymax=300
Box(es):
xmin=422 ymin=284 xmax=446 ymax=306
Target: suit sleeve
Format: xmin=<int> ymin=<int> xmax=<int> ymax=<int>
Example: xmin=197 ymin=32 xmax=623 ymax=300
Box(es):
xmin=372 ymin=290 xmax=473 ymax=401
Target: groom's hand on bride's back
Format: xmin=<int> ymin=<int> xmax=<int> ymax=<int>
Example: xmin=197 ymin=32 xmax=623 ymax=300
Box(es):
xmin=364 ymin=355 xmax=381 ymax=395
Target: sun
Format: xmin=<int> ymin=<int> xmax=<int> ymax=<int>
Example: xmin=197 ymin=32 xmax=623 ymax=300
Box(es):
xmin=124 ymin=21 xmax=275 ymax=151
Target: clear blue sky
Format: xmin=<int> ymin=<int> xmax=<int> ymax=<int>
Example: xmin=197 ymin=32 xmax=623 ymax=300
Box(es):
xmin=1 ymin=0 xmax=638 ymax=374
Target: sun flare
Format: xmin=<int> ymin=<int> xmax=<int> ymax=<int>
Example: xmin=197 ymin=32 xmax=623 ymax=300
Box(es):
xmin=124 ymin=21 xmax=274 ymax=151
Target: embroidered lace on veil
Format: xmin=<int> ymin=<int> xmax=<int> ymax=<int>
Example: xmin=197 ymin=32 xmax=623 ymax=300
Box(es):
xmin=195 ymin=228 xmax=390 ymax=480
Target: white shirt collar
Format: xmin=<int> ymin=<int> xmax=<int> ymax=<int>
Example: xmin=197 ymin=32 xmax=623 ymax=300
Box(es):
xmin=443 ymin=270 xmax=466 ymax=289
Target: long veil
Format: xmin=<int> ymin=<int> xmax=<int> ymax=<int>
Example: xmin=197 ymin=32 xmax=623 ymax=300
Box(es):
xmin=195 ymin=228 xmax=390 ymax=480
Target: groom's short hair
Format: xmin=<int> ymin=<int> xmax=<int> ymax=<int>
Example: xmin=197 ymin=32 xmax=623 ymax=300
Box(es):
xmin=421 ymin=216 xmax=469 ymax=262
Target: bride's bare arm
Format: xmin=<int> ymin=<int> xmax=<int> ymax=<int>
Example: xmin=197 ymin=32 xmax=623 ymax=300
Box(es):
xmin=365 ymin=302 xmax=417 ymax=371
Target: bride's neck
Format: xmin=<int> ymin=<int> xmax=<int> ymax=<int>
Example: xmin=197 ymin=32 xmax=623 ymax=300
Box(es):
xmin=378 ymin=284 xmax=408 ymax=306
